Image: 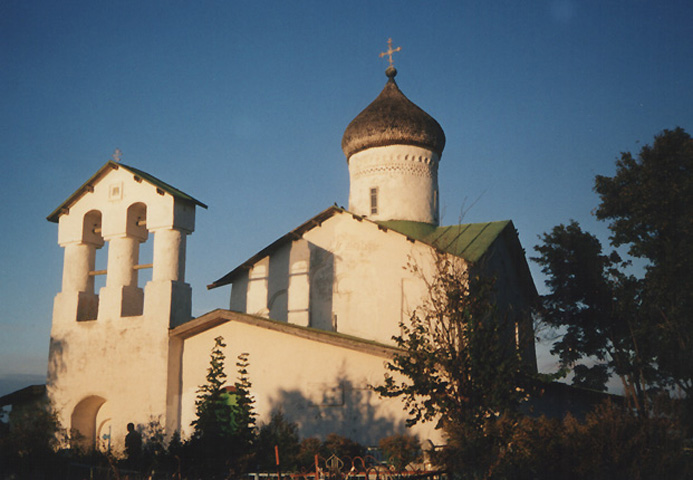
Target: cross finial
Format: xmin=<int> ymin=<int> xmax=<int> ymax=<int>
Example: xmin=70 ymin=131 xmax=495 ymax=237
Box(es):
xmin=379 ymin=38 xmax=401 ymax=68
xmin=111 ymin=148 xmax=122 ymax=163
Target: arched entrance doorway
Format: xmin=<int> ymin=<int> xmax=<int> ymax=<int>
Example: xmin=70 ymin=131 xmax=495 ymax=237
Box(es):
xmin=71 ymin=395 xmax=107 ymax=451
xmin=95 ymin=401 xmax=112 ymax=452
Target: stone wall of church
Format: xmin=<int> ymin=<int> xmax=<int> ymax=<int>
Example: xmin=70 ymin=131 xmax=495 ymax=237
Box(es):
xmin=229 ymin=211 xmax=441 ymax=346
xmin=177 ymin=313 xmax=444 ymax=447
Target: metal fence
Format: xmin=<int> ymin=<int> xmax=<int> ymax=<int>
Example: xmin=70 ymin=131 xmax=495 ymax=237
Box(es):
xmin=248 ymin=454 xmax=446 ymax=480
xmin=62 ymin=454 xmax=446 ymax=480
xmin=65 ymin=462 xmax=146 ymax=480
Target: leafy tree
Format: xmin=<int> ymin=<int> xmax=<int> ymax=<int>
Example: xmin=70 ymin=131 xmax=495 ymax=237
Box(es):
xmin=470 ymin=402 xmax=690 ymax=480
xmin=532 ymin=222 xmax=653 ymax=408
xmin=534 ymin=128 xmax=693 ymax=417
xmin=321 ymin=433 xmax=365 ymax=462
xmin=378 ymin=433 xmax=421 ymax=471
xmin=376 ymin=254 xmax=528 ymax=431
xmin=595 ymin=127 xmax=693 ymax=399
xmin=0 ymin=396 xmax=68 ymax=478
xmin=254 ymin=411 xmax=300 ymax=471
xmin=296 ymin=437 xmax=322 ymax=469
xmin=375 ymin=254 xmax=530 ymax=477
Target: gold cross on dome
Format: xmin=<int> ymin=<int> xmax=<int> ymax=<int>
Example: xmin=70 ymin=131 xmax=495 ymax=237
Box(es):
xmin=111 ymin=148 xmax=122 ymax=163
xmin=379 ymin=38 xmax=401 ymax=67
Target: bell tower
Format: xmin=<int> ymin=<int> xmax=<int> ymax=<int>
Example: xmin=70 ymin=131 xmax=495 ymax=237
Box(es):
xmin=46 ymin=159 xmax=206 ymax=452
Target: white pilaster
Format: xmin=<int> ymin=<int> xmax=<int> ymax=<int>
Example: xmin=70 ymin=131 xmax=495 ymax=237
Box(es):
xmin=287 ymin=240 xmax=310 ymax=326
xmin=247 ymin=258 xmax=270 ymax=316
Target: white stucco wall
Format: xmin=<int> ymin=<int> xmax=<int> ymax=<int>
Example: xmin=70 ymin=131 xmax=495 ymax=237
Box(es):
xmin=230 ymin=211 xmax=441 ymax=346
xmin=348 ymin=144 xmax=440 ymax=225
xmin=177 ymin=313 xmax=444 ymax=447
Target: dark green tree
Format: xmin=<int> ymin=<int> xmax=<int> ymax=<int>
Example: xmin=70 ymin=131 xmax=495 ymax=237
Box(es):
xmin=534 ymin=128 xmax=693 ymax=417
xmin=188 ymin=336 xmax=256 ymax=478
xmin=594 ymin=127 xmax=693 ymax=399
xmin=378 ymin=433 xmax=421 ymax=471
xmin=0 ymin=396 xmax=68 ymax=478
xmin=532 ymin=222 xmax=653 ymax=409
xmin=254 ymin=411 xmax=300 ymax=471
xmin=233 ymin=351 xmax=257 ymax=459
xmin=192 ymin=336 xmax=233 ymax=441
xmin=320 ymin=433 xmax=365 ymax=462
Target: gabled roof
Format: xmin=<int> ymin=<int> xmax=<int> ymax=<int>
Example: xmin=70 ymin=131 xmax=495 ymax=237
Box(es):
xmin=0 ymin=384 xmax=46 ymax=407
xmin=47 ymin=161 xmax=207 ymax=223
xmin=171 ymin=309 xmax=400 ymax=358
xmin=208 ymin=206 xmax=517 ymax=290
xmin=208 ymin=206 xmax=344 ymax=289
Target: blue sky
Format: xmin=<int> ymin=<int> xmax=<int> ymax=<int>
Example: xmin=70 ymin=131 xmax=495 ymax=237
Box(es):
xmin=2 ymin=1 xmax=692 ymax=396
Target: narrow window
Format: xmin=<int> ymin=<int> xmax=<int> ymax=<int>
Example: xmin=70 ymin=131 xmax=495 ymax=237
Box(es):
xmin=434 ymin=189 xmax=439 ymax=223
xmin=370 ymin=187 xmax=378 ymax=215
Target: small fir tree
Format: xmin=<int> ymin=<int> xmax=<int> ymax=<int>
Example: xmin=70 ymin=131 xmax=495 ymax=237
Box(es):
xmin=192 ymin=336 xmax=234 ymax=441
xmin=189 ymin=336 xmax=256 ymax=478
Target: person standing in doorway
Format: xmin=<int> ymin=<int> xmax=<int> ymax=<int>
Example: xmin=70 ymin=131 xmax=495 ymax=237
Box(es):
xmin=125 ymin=422 xmax=142 ymax=470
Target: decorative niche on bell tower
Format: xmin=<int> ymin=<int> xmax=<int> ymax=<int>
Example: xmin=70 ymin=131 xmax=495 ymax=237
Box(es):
xmin=341 ymin=40 xmax=446 ymax=226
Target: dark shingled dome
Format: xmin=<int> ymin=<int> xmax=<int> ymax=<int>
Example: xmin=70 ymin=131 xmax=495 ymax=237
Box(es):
xmin=342 ymin=69 xmax=446 ymax=159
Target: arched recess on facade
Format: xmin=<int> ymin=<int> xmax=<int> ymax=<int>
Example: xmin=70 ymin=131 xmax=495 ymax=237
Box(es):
xmin=71 ymin=395 xmax=107 ymax=451
xmin=126 ymin=202 xmax=148 ymax=242
xmin=78 ymin=210 xmax=104 ymax=321
xmin=94 ymin=401 xmax=113 ymax=452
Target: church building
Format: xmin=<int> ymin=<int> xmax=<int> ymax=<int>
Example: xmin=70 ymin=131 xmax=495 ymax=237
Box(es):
xmin=45 ymin=61 xmax=538 ymax=453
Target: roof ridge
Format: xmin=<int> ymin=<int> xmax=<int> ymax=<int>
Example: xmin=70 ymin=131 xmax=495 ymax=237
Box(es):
xmin=171 ymin=309 xmax=400 ymax=358
xmin=118 ymin=162 xmax=207 ymax=209
xmin=47 ymin=161 xmax=206 ymax=222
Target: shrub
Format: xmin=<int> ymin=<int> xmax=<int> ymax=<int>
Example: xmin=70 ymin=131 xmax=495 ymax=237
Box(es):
xmin=378 ymin=434 xmax=421 ymax=471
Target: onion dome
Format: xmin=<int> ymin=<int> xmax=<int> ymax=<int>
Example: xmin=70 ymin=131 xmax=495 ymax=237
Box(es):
xmin=342 ymin=67 xmax=446 ymax=159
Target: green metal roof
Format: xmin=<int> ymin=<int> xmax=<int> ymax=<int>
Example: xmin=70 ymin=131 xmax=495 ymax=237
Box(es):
xmin=378 ymin=219 xmax=512 ymax=263
xmin=47 ymin=161 xmax=207 ymax=223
